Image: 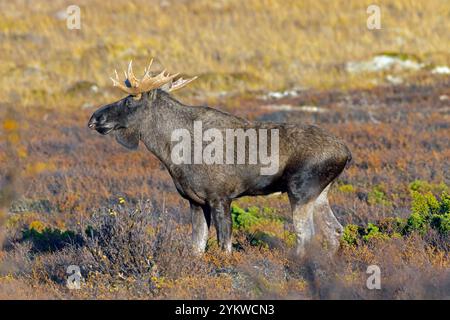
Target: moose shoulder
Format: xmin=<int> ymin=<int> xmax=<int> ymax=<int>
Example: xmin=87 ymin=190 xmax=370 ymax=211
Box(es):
xmin=88 ymin=60 xmax=352 ymax=257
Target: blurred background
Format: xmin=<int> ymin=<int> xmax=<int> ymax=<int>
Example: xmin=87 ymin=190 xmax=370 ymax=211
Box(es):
xmin=0 ymin=0 xmax=449 ymax=108
xmin=0 ymin=0 xmax=449 ymax=299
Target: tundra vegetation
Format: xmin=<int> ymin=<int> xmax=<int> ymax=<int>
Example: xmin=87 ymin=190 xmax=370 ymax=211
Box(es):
xmin=0 ymin=0 xmax=449 ymax=299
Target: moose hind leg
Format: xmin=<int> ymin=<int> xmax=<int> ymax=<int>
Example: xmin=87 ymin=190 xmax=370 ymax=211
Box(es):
xmin=190 ymin=202 xmax=211 ymax=254
xmin=289 ymin=197 xmax=316 ymax=258
xmin=287 ymin=168 xmax=329 ymax=258
xmin=313 ymin=184 xmax=343 ymax=254
xmin=210 ymin=199 xmax=232 ymax=253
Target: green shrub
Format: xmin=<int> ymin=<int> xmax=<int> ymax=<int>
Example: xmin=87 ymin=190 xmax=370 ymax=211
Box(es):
xmin=409 ymin=180 xmax=448 ymax=194
xmin=368 ymin=185 xmax=391 ymax=206
xmin=362 ymin=223 xmax=389 ymax=242
xmin=406 ymin=191 xmax=450 ymax=235
xmin=231 ymin=204 xmax=284 ymax=231
xmin=409 ymin=180 xmax=432 ymax=193
xmin=231 ymin=204 xmax=289 ymax=247
xmin=342 ymin=222 xmax=391 ymax=245
xmin=411 ymin=191 xmax=440 ymax=216
xmin=22 ymin=227 xmax=83 ymax=253
xmin=342 ymin=224 xmax=360 ymax=245
xmin=343 ymin=188 xmax=450 ymax=246
xmin=379 ymin=217 xmax=407 ymax=235
xmin=231 ymin=205 xmax=262 ymax=231
xmin=283 ymin=231 xmax=297 ymax=248
xmin=439 ymin=192 xmax=450 ymax=214
xmin=406 ymin=212 xmax=428 ymax=235
xmin=430 ymin=213 xmax=450 ymax=235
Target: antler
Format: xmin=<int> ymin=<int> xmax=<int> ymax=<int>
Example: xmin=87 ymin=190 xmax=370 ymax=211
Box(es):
xmin=166 ymin=76 xmax=199 ymax=92
xmin=110 ymin=59 xmax=197 ymax=95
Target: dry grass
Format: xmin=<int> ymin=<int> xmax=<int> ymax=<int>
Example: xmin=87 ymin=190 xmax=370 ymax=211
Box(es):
xmin=0 ymin=0 xmax=449 ymax=108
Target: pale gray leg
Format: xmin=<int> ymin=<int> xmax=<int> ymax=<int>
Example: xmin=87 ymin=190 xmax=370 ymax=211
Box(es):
xmin=290 ymin=198 xmax=316 ymax=258
xmin=190 ymin=202 xmax=210 ymax=254
xmin=313 ymin=184 xmax=343 ymax=254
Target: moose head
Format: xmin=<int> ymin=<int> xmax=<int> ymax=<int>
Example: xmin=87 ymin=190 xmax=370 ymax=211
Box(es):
xmin=88 ymin=60 xmax=197 ymax=149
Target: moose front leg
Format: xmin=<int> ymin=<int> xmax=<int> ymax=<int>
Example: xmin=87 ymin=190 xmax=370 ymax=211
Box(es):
xmin=210 ymin=199 xmax=232 ymax=253
xmin=190 ymin=202 xmax=211 ymax=254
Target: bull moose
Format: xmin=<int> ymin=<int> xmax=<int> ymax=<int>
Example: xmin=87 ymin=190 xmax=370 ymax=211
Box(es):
xmin=88 ymin=59 xmax=351 ymax=257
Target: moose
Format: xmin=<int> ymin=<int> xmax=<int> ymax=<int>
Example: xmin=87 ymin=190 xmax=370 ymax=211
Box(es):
xmin=88 ymin=59 xmax=351 ymax=257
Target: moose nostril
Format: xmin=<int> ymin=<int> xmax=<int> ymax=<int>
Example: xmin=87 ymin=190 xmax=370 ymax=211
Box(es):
xmin=88 ymin=117 xmax=97 ymax=128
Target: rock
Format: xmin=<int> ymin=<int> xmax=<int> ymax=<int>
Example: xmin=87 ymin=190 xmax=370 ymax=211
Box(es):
xmin=261 ymin=104 xmax=326 ymax=113
xmin=346 ymin=54 xmax=424 ymax=73
xmin=431 ymin=66 xmax=450 ymax=75
xmin=386 ymin=75 xmax=403 ymax=85
xmin=262 ymin=88 xmax=305 ymax=100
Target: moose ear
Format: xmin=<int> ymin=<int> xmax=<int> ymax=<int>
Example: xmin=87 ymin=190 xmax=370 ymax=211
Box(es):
xmin=115 ymin=128 xmax=140 ymax=150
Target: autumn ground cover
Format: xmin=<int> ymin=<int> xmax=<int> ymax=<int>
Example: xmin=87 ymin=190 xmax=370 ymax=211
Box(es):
xmin=0 ymin=0 xmax=449 ymax=299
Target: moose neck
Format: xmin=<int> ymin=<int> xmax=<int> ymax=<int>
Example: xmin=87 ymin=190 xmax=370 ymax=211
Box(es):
xmin=138 ymin=90 xmax=193 ymax=166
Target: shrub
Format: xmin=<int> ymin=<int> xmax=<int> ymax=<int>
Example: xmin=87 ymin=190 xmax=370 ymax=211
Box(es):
xmin=231 ymin=205 xmax=262 ymax=231
xmin=83 ymin=204 xmax=157 ymax=279
xmin=231 ymin=204 xmax=288 ymax=248
xmin=378 ymin=217 xmax=407 ymax=235
xmin=409 ymin=180 xmax=448 ymax=194
xmin=342 ymin=188 xmax=450 ymax=246
xmin=430 ymin=213 xmax=450 ymax=235
xmin=21 ymin=227 xmax=83 ymax=253
xmin=342 ymin=223 xmax=389 ymax=245
xmin=406 ymin=191 xmax=450 ymax=235
xmin=28 ymin=220 xmax=46 ymax=232
xmin=368 ymin=185 xmax=392 ymax=206
xmin=362 ymin=223 xmax=389 ymax=242
xmin=341 ymin=224 xmax=360 ymax=246
xmin=406 ymin=212 xmax=428 ymax=235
